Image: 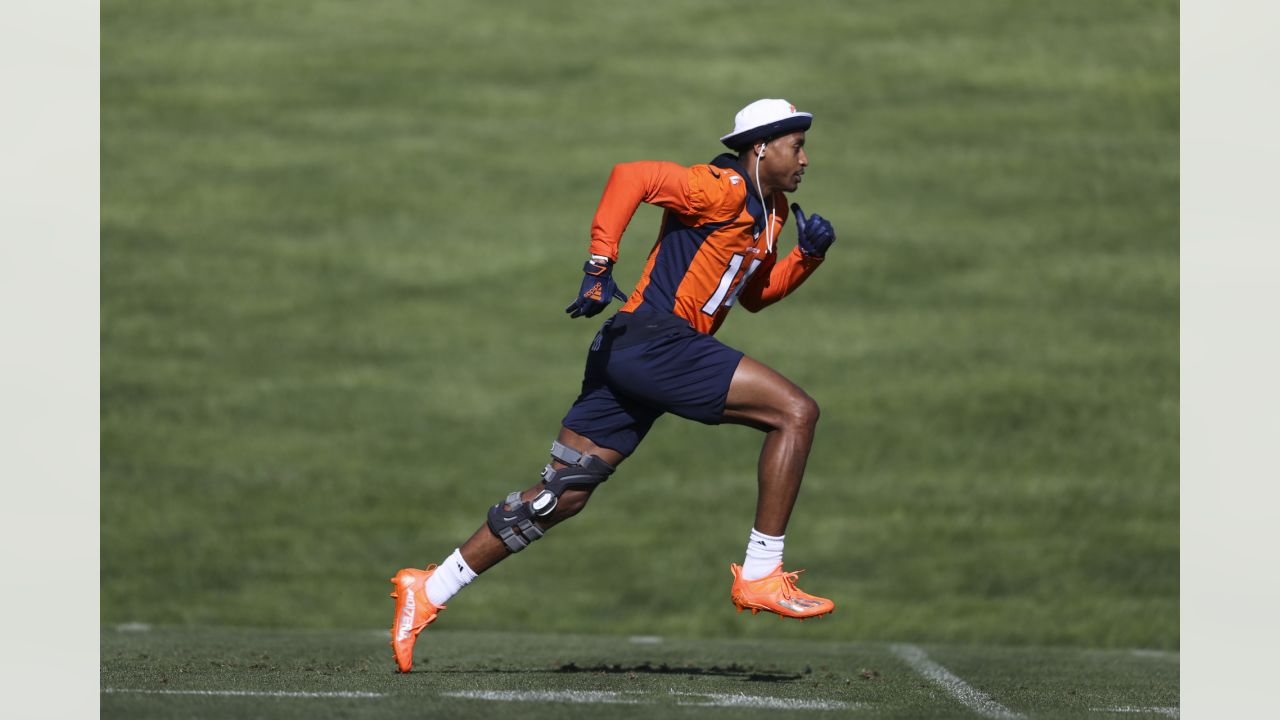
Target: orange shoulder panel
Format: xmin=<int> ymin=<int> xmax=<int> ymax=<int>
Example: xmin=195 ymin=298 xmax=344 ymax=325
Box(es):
xmin=588 ymin=161 xmax=745 ymax=261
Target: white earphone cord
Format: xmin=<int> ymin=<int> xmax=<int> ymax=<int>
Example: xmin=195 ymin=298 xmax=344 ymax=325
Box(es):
xmin=754 ymin=144 xmax=776 ymax=254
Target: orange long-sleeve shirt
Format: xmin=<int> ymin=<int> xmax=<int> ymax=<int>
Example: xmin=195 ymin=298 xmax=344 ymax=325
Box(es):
xmin=589 ymin=154 xmax=824 ymax=335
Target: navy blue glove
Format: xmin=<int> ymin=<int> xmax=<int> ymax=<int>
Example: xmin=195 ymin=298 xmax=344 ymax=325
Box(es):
xmin=791 ymin=203 xmax=836 ymax=258
xmin=565 ymin=260 xmax=628 ymax=318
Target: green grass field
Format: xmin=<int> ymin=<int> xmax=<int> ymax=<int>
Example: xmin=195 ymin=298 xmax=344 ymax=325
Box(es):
xmin=102 ymin=0 xmax=1178 ymax=715
xmin=102 ymin=626 xmax=1178 ymax=719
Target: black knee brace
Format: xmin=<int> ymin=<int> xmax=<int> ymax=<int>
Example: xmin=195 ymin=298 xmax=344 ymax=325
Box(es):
xmin=486 ymin=441 xmax=615 ymax=553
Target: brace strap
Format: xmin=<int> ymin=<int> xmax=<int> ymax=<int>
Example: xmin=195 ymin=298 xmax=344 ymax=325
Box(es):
xmin=489 ymin=490 xmax=553 ymax=553
xmin=487 ymin=443 xmax=617 ymax=553
xmin=549 ymin=440 xmax=584 ymax=466
xmin=541 ymin=452 xmax=615 ymax=495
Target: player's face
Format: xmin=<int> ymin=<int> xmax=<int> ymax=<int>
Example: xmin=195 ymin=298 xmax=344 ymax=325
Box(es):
xmin=763 ymin=131 xmax=808 ymax=193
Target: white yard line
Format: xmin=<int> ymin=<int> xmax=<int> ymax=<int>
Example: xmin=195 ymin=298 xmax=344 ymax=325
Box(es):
xmin=1092 ymin=706 xmax=1179 ymax=718
xmin=103 ymin=688 xmax=384 ymax=699
xmin=443 ymin=690 xmax=645 ymax=705
xmin=444 ymin=688 xmax=856 ymax=710
xmin=1129 ymin=649 xmax=1179 ymax=661
xmin=670 ymin=690 xmax=855 ymax=710
xmin=628 ymin=635 xmax=664 ymax=644
xmin=890 ymin=644 xmax=1026 ymax=720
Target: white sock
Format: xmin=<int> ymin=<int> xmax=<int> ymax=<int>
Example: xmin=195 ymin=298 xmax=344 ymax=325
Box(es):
xmin=741 ymin=528 xmax=785 ymax=580
xmin=425 ymin=548 xmax=478 ymax=606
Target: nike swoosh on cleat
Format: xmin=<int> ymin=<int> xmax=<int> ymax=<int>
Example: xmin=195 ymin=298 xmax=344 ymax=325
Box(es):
xmin=779 ymin=598 xmax=817 ymax=613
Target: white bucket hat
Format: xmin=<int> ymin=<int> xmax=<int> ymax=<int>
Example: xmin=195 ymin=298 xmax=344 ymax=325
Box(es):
xmin=719 ymin=98 xmax=813 ymax=150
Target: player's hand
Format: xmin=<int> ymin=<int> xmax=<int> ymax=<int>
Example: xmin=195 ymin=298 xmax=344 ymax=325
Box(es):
xmin=791 ymin=203 xmax=836 ymax=258
xmin=565 ymin=260 xmax=628 ymax=318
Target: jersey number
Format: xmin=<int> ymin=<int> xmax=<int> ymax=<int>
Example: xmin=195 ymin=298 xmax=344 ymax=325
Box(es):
xmin=701 ymin=253 xmax=764 ymax=315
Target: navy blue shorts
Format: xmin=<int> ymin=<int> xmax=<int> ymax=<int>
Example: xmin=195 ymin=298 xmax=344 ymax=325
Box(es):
xmin=561 ymin=311 xmax=745 ymax=456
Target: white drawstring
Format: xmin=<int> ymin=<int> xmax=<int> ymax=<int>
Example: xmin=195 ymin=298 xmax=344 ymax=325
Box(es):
xmin=753 ymin=148 xmax=776 ymax=255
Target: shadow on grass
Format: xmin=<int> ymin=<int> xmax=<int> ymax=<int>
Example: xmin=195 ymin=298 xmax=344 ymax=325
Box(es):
xmin=554 ymin=660 xmax=804 ymax=683
xmin=410 ymin=660 xmax=803 ymax=681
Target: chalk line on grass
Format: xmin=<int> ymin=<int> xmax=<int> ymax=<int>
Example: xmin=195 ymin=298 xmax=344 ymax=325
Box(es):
xmin=890 ymin=643 xmax=1026 ymax=720
xmin=106 ymin=685 xmax=856 ymax=711
xmin=1092 ymin=706 xmax=1179 ymax=718
xmin=445 ymin=688 xmax=857 ymax=711
xmin=628 ymin=635 xmax=664 ymax=644
xmin=103 ymin=688 xmax=384 ymax=699
xmin=1129 ymin=649 xmax=1179 ymax=661
xmin=443 ymin=690 xmax=644 ymax=705
xmin=671 ymin=690 xmax=856 ymax=710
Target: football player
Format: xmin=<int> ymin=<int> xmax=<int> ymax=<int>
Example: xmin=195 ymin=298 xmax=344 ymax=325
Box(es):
xmin=390 ymin=99 xmax=839 ymax=672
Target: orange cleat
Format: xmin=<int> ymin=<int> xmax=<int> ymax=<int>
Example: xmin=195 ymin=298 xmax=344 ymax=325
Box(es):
xmin=388 ymin=566 xmax=444 ymax=672
xmin=730 ymin=563 xmax=834 ymax=619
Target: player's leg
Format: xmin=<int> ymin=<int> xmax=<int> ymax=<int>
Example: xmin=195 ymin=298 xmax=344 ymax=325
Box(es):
xmin=720 ymin=354 xmax=832 ymax=619
xmin=391 ymin=313 xmax=682 ymax=671
xmin=720 ymin=355 xmax=820 ymax=537
xmin=456 ymin=426 xmax=627 ymax=574
xmin=389 ymin=427 xmax=627 ymax=672
xmin=390 ymin=310 xmax=664 ymax=673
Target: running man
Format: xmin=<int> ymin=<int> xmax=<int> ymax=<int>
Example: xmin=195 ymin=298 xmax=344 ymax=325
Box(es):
xmin=390 ymin=99 xmax=839 ymax=672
